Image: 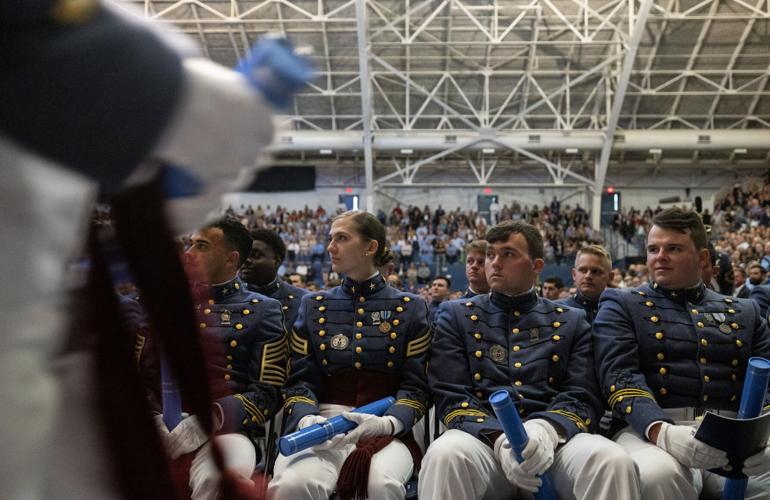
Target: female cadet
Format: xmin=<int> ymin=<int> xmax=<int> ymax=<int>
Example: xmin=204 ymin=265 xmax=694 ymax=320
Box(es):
xmin=269 ymin=210 xmax=431 ymax=500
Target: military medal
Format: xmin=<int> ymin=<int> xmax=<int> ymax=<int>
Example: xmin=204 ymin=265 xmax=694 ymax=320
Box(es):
xmin=713 ymin=313 xmax=726 ymax=323
xmin=371 ymin=311 xmax=381 ymax=325
xmin=331 ymin=334 xmax=349 ymax=350
xmin=490 ymin=345 xmax=507 ymax=363
xmin=704 ymin=313 xmax=714 ymax=323
xmin=379 ymin=321 xmax=391 ymax=333
xmin=719 ymin=323 xmax=732 ymax=334
xmin=221 ymin=310 xmax=231 ymax=325
xmin=529 ymin=327 xmax=540 ymax=342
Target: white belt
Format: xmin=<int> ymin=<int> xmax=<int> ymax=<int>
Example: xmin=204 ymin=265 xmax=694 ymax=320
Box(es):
xmin=663 ymin=407 xmax=737 ymax=422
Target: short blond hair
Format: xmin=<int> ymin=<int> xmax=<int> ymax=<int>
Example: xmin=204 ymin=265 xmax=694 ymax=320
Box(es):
xmin=465 ymin=239 xmax=487 ymax=255
xmin=575 ymin=244 xmax=612 ymax=270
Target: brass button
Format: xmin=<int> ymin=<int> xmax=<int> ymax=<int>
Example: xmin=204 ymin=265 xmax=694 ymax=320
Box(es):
xmin=390 ymin=332 xmax=398 ymax=340
xmin=731 ymin=394 xmax=737 ymax=402
xmin=700 ymin=357 xmax=707 ymax=364
xmin=659 ymin=367 xmax=667 ymax=375
xmin=476 ymin=418 xmax=484 ymax=423
xmin=226 ymin=364 xmax=232 ymax=369
xmin=514 ymin=380 xmax=523 ymax=387
xmin=651 ymin=316 xmax=659 ymax=323
xmin=728 ymin=309 xmax=736 ymax=314
xmin=556 ymin=307 xmax=564 ymax=313
xmin=703 ymin=394 xmax=709 ymax=402
xmin=552 ymin=321 xmax=561 ymax=328
xmin=355 ymin=346 xmax=363 ymax=353
xmin=230 ymin=340 xmax=237 ymax=348
xmin=697 ymin=321 xmax=704 ymax=328
xmin=551 ymin=355 xmax=560 ymax=362
xmin=319 ymin=318 xmax=326 ymax=324
xmin=701 ymin=338 xmax=708 ymax=346
xmin=224 ymin=374 xmax=231 ymax=381
xmin=470 ymin=315 xmax=478 ymax=321
xmin=736 ymin=340 xmax=743 ymax=347
xmin=208 ymin=299 xmax=215 ymax=305
xmin=732 ymin=373 xmax=737 ymax=381
xmin=387 ymin=361 xmax=394 ymax=368
xmin=514 ymin=311 xmax=521 ymax=317
xmin=396 ymin=306 xmax=404 ymax=313
xmin=548 ymin=377 xmax=555 ymax=384
xmin=203 ymin=308 xmax=211 ymax=314
xmin=319 ymin=344 xmax=326 ymax=351
xmin=359 ymin=297 xmax=366 ymax=303
xmin=657 ymin=353 xmax=665 ymax=361
xmin=282 ymin=306 xmax=288 ymax=311
xmin=200 ymin=323 xmax=207 ymax=329
xmin=319 ymin=306 xmax=327 ymax=312
xmin=226 ymin=355 xmax=233 ymax=361
xmin=235 ymin=323 xmax=244 ymax=330
xmin=659 ymin=387 xmax=668 ymax=395
xmin=476 ymin=391 xmax=483 ymax=398
xmin=322 ymin=359 xmax=328 ymax=365
xmin=513 ymin=345 xmax=521 ymax=352
xmin=512 ymin=328 xmax=520 ymax=334
xmin=645 ymin=301 xmax=654 ymax=307
xmin=465 ymin=302 xmax=473 ymax=307
xmin=473 ymin=373 xmax=481 ymax=381
xmin=514 ymin=362 xmax=522 ymax=368
xmin=357 ymin=308 xmax=365 ymax=315
xmin=356 ymin=321 xmax=363 ymax=328
xmin=461 ymin=402 xmax=469 ymax=408
xmin=475 ymin=350 xmax=482 ymax=358
xmin=288 ymin=295 xmax=294 ymax=299
xmin=732 ymin=358 xmax=739 ymax=366
xmin=704 ymin=375 xmax=710 ymax=382
xmin=251 ymin=416 xmax=258 ymax=422
xmin=655 ymin=332 xmax=664 ymax=340
xmin=251 ymin=298 xmax=259 ymax=304
xmin=625 ymin=406 xmax=632 ymax=414
xmin=319 ymin=330 xmax=326 ymax=337
xmin=388 ymin=346 xmax=396 ymax=353
xmin=355 ymin=333 xmax=363 ymax=340
xmin=610 ymin=385 xmax=616 ymax=392
xmin=355 ymin=361 xmax=362 ymax=369
xmin=242 ymin=309 xmax=251 ymax=315
xmin=474 ymin=333 xmax=482 ymax=340
xmin=315 ymin=295 xmax=323 ymax=301
xmin=393 ymin=319 xmax=400 ymax=326
xmin=691 ymin=309 xmax=698 ymax=314
xmin=552 ymin=335 xmax=561 ymax=341
xmin=731 ymin=322 xmax=739 ymax=329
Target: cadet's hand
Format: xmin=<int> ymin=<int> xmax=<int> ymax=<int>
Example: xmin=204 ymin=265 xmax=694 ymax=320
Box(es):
xmin=655 ymin=422 xmax=728 ymax=469
xmin=297 ymin=414 xmax=327 ymax=430
xmin=341 ymin=412 xmax=396 ymax=445
xmin=494 ymin=435 xmax=542 ymax=493
xmin=296 ymin=414 xmax=347 ymax=451
xmin=154 ymin=414 xmax=208 ymax=459
xmin=519 ymin=419 xmax=559 ymax=477
xmin=743 ymin=437 xmax=770 ymax=477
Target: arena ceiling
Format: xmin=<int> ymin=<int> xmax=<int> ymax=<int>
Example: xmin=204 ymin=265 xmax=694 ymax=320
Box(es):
xmin=120 ymin=0 xmax=770 ymax=218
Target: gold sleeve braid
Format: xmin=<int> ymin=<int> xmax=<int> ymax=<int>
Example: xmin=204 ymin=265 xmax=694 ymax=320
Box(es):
xmin=133 ymin=333 xmax=146 ymax=366
xmin=443 ymin=408 xmax=490 ymax=427
xmin=290 ymin=329 xmax=309 ymax=356
xmin=406 ymin=330 xmax=431 ymax=357
xmin=547 ymin=409 xmax=589 ymax=431
xmin=234 ymin=394 xmax=267 ymax=425
xmin=607 ymin=388 xmax=656 ymax=409
xmin=260 ymin=333 xmax=288 ymax=387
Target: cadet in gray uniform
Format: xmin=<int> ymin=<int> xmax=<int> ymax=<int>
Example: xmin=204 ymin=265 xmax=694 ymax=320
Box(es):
xmin=594 ymin=208 xmax=770 ymax=499
xmin=420 ymin=220 xmax=639 ymax=500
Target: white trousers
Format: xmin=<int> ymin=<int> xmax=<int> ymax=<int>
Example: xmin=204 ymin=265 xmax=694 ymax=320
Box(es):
xmin=418 ymin=429 xmax=640 ymax=500
xmin=615 ymin=427 xmax=770 ymax=500
xmin=268 ymin=404 xmax=414 ymax=500
xmin=189 ymin=433 xmax=257 ymax=500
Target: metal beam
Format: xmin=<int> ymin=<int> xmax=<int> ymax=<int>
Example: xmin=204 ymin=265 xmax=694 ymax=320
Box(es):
xmin=592 ymin=0 xmax=655 ymax=229
xmin=355 ymin=0 xmax=374 ymax=213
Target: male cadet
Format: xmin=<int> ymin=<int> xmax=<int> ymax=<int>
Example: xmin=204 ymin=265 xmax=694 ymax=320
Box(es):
xmin=428 ymin=275 xmax=452 ymax=325
xmin=464 ymin=239 xmax=490 ymax=298
xmin=159 ymin=218 xmax=287 ymax=499
xmin=241 ymin=228 xmax=308 ymax=331
xmin=594 ymin=208 xmax=770 ymax=499
xmin=541 ymin=276 xmax=564 ymax=300
xmin=420 ymin=220 xmax=638 ymax=500
xmin=557 ymin=244 xmax=613 ymax=324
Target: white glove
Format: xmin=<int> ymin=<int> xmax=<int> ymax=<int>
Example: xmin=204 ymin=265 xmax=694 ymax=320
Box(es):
xmin=297 ymin=414 xmax=347 ymax=451
xmin=656 ymin=422 xmax=728 ymax=469
xmin=154 ymin=414 xmax=208 ymax=459
xmin=494 ymin=435 xmax=542 ymax=493
xmin=743 ymin=437 xmax=770 ymax=477
xmin=519 ymin=419 xmax=559 ymax=476
xmin=341 ymin=412 xmax=398 ymax=445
